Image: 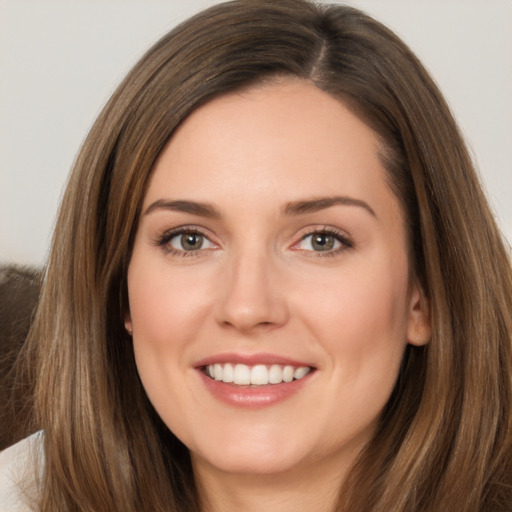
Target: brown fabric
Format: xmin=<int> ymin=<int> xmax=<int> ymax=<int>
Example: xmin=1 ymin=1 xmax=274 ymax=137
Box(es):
xmin=0 ymin=265 xmax=40 ymax=450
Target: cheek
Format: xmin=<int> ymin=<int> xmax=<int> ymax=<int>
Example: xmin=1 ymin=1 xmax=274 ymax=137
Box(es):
xmin=300 ymin=256 xmax=410 ymax=431
xmin=296 ymin=254 xmax=410 ymax=374
xmin=126 ymin=255 xmax=220 ymax=427
xmin=127 ymin=257 xmax=212 ymax=349
xmin=126 ymin=256 xmax=212 ymax=431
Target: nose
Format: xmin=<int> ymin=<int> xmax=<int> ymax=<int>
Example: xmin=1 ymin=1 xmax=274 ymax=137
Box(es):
xmin=215 ymin=250 xmax=289 ymax=334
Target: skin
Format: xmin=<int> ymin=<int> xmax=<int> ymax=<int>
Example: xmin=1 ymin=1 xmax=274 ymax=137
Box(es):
xmin=126 ymin=79 xmax=430 ymax=512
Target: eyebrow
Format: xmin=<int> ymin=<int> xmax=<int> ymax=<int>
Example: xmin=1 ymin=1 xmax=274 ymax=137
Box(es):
xmin=282 ymin=196 xmax=376 ymax=217
xmin=144 ymin=199 xmax=221 ymax=218
xmin=143 ymin=195 xmax=376 ymax=219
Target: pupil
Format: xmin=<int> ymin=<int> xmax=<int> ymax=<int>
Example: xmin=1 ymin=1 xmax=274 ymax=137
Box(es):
xmin=182 ymin=233 xmax=202 ymax=250
xmin=313 ymin=234 xmax=334 ymax=251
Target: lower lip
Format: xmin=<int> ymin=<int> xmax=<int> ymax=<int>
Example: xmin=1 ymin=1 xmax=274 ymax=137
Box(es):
xmin=197 ymin=369 xmax=313 ymax=409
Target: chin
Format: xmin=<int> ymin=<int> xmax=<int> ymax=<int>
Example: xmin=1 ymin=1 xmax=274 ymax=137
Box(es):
xmin=188 ymin=431 xmax=312 ymax=476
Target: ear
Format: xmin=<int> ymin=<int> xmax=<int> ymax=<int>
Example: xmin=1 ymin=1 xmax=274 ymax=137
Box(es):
xmin=124 ymin=314 xmax=133 ymax=335
xmin=406 ymin=283 xmax=431 ymax=346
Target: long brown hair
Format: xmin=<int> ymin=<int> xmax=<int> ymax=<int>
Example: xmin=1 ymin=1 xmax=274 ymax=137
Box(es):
xmin=19 ymin=1 xmax=512 ymax=510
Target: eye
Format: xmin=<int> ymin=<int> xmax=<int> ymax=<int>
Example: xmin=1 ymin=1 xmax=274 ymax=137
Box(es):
xmin=293 ymin=228 xmax=352 ymax=254
xmin=156 ymin=228 xmax=217 ymax=255
xmin=169 ymin=232 xmax=213 ymax=252
xmin=299 ymin=232 xmax=340 ymax=252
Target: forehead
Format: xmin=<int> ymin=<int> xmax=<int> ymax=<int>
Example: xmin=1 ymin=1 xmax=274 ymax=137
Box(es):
xmin=144 ymin=79 xmax=394 ymax=219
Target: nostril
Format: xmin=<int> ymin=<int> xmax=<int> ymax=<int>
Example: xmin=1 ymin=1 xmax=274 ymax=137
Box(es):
xmin=219 ymin=315 xmax=283 ymax=333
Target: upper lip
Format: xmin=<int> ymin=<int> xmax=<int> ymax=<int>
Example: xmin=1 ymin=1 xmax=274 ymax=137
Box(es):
xmin=194 ymin=352 xmax=315 ymax=368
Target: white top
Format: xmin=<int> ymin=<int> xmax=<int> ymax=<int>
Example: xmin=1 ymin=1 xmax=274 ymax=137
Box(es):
xmin=0 ymin=433 xmax=43 ymax=512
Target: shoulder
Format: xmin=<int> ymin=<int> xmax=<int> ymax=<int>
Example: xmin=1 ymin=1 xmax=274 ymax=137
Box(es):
xmin=0 ymin=432 xmax=43 ymax=512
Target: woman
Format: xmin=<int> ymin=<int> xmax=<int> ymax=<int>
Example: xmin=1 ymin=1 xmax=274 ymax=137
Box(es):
xmin=1 ymin=0 xmax=511 ymax=510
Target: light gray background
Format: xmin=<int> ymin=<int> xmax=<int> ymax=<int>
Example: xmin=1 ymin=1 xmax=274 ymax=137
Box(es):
xmin=1 ymin=0 xmax=511 ymax=266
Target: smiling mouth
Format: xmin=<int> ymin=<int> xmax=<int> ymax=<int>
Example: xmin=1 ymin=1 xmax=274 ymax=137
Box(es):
xmin=203 ymin=363 xmax=313 ymax=386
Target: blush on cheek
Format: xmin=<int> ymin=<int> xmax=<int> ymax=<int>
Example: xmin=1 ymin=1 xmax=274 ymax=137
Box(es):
xmin=128 ymin=266 xmax=216 ymax=375
xmin=308 ymin=266 xmax=407 ymax=348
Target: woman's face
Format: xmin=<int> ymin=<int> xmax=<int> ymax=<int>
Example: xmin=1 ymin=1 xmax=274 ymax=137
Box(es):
xmin=126 ymin=80 xmax=429 ymax=481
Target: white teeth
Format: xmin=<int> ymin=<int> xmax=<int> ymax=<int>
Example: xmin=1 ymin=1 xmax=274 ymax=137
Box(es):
xmin=283 ymin=365 xmax=294 ymax=382
xmin=222 ymin=363 xmax=234 ymax=383
xmin=214 ymin=363 xmax=223 ymax=381
xmin=206 ymin=363 xmax=311 ymax=386
xmin=250 ymin=365 xmax=269 ymax=385
xmin=294 ymin=366 xmax=309 ymax=379
xmin=268 ymin=364 xmax=283 ymax=384
xmin=234 ymin=364 xmax=251 ymax=385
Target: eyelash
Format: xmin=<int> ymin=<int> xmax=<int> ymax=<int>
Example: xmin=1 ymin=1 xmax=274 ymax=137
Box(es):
xmin=153 ymin=226 xmax=214 ymax=257
xmin=153 ymin=226 xmax=353 ymax=258
xmin=293 ymin=227 xmax=353 ymax=257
